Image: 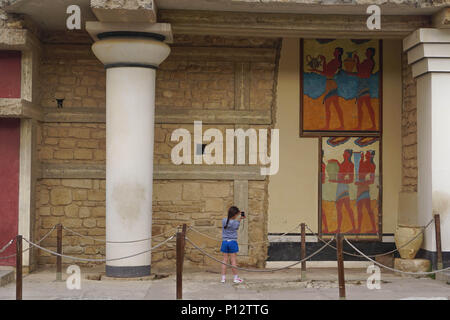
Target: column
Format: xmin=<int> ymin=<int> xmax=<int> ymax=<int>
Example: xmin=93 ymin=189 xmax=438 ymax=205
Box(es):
xmin=403 ymin=28 xmax=450 ymax=263
xmin=90 ymin=31 xmax=170 ymax=277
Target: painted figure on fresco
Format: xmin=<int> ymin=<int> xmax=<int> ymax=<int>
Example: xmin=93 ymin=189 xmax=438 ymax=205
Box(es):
xmin=321 ymin=137 xmax=380 ymax=237
xmin=302 ymin=39 xmax=381 ymax=134
xmin=347 ymin=48 xmax=377 ymax=131
xmin=309 ymin=47 xmax=345 ymax=131
xmin=328 ymin=149 xmax=357 ymax=233
xmin=355 ymin=150 xmax=377 ymax=233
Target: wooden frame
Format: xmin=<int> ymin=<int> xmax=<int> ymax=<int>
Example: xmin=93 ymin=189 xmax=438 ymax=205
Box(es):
xmin=299 ymin=39 xmax=383 ymax=138
xmin=318 ymin=136 xmax=382 ymax=242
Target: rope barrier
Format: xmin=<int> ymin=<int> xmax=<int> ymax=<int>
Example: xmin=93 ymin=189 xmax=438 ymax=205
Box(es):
xmin=22 ymin=233 xmax=176 ymax=263
xmin=344 ymin=237 xmax=450 ymax=275
xmin=0 ymin=239 xmax=14 ymax=254
xmin=306 ymin=218 xmax=434 ymax=259
xmin=62 ymin=225 xmax=181 ymax=244
xmin=185 ymin=236 xmax=335 ymax=273
xmin=0 ymin=225 xmax=57 ymax=260
xmin=187 ymin=222 xmax=302 ymax=247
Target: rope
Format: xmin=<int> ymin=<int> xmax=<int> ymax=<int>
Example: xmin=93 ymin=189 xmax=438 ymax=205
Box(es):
xmin=344 ymin=237 xmax=450 ymax=275
xmin=0 ymin=239 xmax=14 ymax=254
xmin=22 ymin=233 xmax=176 ymax=263
xmin=62 ymin=225 xmax=180 ymax=244
xmin=185 ymin=236 xmax=335 ymax=273
xmin=0 ymin=225 xmax=57 ymax=260
xmin=306 ymin=218 xmax=434 ymax=258
xmin=187 ymin=222 xmax=302 ymax=247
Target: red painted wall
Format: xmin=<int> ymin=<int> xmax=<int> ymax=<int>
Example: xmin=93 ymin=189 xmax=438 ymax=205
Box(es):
xmin=0 ymin=119 xmax=20 ymax=266
xmin=0 ymin=51 xmax=21 ymax=98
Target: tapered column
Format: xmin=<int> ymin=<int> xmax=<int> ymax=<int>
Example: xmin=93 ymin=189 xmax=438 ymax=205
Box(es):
xmin=91 ymin=32 xmax=170 ymax=277
xmin=403 ymin=28 xmax=450 ymax=264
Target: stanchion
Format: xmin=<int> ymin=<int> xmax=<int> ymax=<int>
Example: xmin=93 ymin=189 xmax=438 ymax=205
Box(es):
xmin=300 ymin=223 xmax=306 ymax=280
xmin=16 ymin=235 xmax=22 ymax=300
xmin=336 ymin=234 xmax=346 ymax=300
xmin=56 ymin=224 xmax=62 ymax=281
xmin=176 ymin=224 xmax=187 ymax=300
xmin=434 ymin=214 xmax=443 ymax=270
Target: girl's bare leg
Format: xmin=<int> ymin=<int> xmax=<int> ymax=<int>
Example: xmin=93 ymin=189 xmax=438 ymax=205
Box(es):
xmin=221 ymin=253 xmax=228 ymax=276
xmin=222 ymin=253 xmax=228 ymax=276
xmin=230 ymin=253 xmax=238 ymax=276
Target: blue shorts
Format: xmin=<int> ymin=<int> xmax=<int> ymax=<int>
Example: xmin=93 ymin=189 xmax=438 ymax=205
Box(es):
xmin=220 ymin=240 xmax=239 ymax=254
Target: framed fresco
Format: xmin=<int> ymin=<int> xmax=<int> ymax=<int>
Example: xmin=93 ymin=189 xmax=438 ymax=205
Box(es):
xmin=300 ymin=39 xmax=382 ymax=136
xmin=319 ymin=136 xmax=382 ymax=240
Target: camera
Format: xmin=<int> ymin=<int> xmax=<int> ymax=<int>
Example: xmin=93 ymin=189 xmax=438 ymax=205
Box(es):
xmin=241 ymin=212 xmax=245 ymax=217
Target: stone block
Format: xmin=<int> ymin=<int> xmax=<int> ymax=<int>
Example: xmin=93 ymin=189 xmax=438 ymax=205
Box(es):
xmin=154 ymin=183 xmax=182 ymax=201
xmin=182 ymin=183 xmax=201 ymax=201
xmin=88 ymin=190 xmax=105 ymax=201
xmin=394 ymin=258 xmax=431 ymax=277
xmin=83 ymin=218 xmax=97 ymax=228
xmin=74 ymin=149 xmax=93 ymax=160
xmin=54 ymin=150 xmax=74 ymax=160
xmin=79 ymin=207 xmax=91 ymax=218
xmin=62 ymin=179 xmax=93 ymax=189
xmin=205 ymin=198 xmax=223 ymax=212
xmin=73 ymin=190 xmax=88 ymax=201
xmin=65 ymin=204 xmax=79 ymax=218
xmin=50 ymin=188 xmax=72 ymax=206
xmin=202 ymin=183 xmax=230 ymax=198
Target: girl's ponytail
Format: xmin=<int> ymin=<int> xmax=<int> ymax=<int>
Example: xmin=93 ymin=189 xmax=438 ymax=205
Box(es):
xmin=224 ymin=206 xmax=240 ymax=229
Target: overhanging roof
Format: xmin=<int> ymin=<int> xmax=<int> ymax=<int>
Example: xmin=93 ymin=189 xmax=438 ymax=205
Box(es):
xmin=1 ymin=0 xmax=447 ymax=31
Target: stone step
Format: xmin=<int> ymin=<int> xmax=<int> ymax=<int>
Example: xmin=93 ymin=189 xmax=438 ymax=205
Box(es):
xmin=436 ymin=270 xmax=450 ymax=283
xmin=0 ymin=268 xmax=15 ymax=287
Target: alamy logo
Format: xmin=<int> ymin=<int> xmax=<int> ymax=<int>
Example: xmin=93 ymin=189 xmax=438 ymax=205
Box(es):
xmin=366 ymin=264 xmax=381 ymax=290
xmin=171 ymin=121 xmax=279 ymax=175
xmin=66 ymin=5 xmax=81 ymax=30
xmin=66 ymin=265 xmax=81 ymax=290
xmin=366 ymin=5 xmax=381 ymax=30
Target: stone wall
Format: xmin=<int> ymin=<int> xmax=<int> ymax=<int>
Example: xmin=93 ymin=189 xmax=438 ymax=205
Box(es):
xmin=401 ymin=51 xmax=418 ymax=192
xmin=35 ymin=34 xmax=280 ymax=270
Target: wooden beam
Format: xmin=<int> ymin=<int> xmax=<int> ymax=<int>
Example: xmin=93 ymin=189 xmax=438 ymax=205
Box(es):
xmin=40 ymin=163 xmax=267 ymax=181
xmin=42 ymin=107 xmax=272 ymax=125
xmin=170 ymin=46 xmax=276 ymax=62
xmin=159 ymin=10 xmax=431 ymax=39
xmin=0 ymin=28 xmax=40 ymax=51
xmin=0 ymin=99 xmax=42 ymax=120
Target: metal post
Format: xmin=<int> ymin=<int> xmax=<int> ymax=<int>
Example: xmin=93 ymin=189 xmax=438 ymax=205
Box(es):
xmin=16 ymin=235 xmax=22 ymax=300
xmin=56 ymin=224 xmax=63 ymax=281
xmin=176 ymin=224 xmax=187 ymax=300
xmin=301 ymin=223 xmax=306 ymax=281
xmin=434 ymin=214 xmax=443 ymax=270
xmin=336 ymin=234 xmax=346 ymax=300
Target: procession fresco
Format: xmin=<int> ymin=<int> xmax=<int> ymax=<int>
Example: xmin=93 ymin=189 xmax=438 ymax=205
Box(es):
xmin=320 ymin=137 xmax=381 ymax=238
xmin=301 ymin=39 xmax=381 ymax=135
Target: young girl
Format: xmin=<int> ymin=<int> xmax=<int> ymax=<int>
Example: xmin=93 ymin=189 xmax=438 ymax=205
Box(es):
xmin=220 ymin=206 xmax=245 ymax=283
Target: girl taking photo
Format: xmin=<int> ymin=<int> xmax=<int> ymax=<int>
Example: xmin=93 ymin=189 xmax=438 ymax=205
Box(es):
xmin=220 ymin=206 xmax=245 ymax=283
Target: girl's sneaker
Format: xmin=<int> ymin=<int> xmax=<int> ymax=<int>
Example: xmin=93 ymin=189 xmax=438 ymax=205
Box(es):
xmin=221 ymin=276 xmax=226 ymax=283
xmin=233 ymin=277 xmax=244 ymax=284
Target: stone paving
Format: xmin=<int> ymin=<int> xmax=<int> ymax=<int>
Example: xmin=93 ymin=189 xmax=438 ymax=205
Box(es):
xmin=0 ymin=267 xmax=449 ymax=300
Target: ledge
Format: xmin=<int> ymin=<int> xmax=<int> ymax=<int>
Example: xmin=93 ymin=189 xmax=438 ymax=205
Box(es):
xmin=42 ymin=107 xmax=272 ymax=125
xmin=40 ymin=163 xmax=266 ymax=181
xmin=0 ymin=99 xmax=42 ymax=119
xmin=159 ymin=10 xmax=431 ymax=39
xmin=0 ymin=28 xmax=40 ymax=50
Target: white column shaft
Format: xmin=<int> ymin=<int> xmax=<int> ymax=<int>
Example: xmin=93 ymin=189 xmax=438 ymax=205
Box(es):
xmin=106 ymin=67 xmax=155 ymax=268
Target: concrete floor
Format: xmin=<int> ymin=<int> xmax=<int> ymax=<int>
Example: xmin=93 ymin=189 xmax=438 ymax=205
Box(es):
xmin=0 ymin=267 xmax=448 ymax=300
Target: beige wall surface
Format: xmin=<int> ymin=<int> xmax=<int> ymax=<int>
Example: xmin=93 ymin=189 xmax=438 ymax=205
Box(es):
xmin=268 ymin=38 xmax=402 ymax=234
